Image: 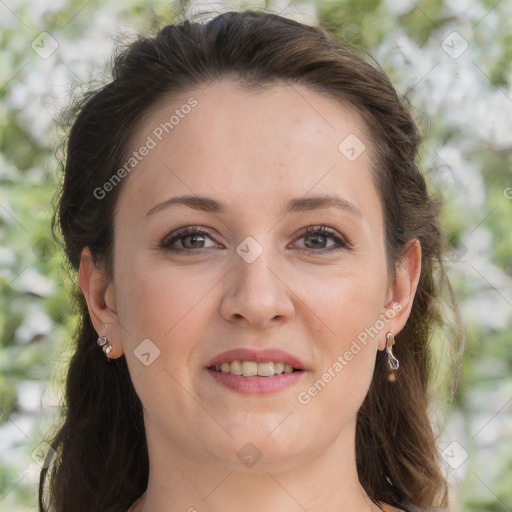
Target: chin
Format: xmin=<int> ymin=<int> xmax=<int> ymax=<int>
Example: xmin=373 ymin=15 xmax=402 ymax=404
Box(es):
xmin=202 ymin=419 xmax=311 ymax=471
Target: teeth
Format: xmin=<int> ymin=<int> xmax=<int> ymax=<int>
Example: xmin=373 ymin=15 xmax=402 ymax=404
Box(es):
xmin=241 ymin=361 xmax=258 ymax=376
xmin=230 ymin=360 xmax=242 ymax=375
xmin=257 ymin=362 xmax=275 ymax=377
xmin=211 ymin=361 xmax=299 ymax=377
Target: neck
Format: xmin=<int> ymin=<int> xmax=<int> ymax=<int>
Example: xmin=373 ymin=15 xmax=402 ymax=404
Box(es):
xmin=130 ymin=419 xmax=382 ymax=512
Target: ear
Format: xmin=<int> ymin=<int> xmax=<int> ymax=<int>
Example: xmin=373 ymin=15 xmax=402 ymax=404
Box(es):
xmin=79 ymin=246 xmax=124 ymax=358
xmin=379 ymin=239 xmax=422 ymax=350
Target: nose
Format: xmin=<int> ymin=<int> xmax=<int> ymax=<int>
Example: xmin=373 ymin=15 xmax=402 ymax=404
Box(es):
xmin=219 ymin=240 xmax=295 ymax=328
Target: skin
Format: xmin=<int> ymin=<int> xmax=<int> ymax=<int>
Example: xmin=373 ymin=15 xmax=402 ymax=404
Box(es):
xmin=79 ymin=79 xmax=421 ymax=512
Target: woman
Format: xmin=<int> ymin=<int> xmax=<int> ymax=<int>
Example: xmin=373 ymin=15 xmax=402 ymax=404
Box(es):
xmin=39 ymin=9 xmax=463 ymax=512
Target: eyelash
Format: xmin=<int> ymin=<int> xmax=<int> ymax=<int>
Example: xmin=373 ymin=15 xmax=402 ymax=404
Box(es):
xmin=160 ymin=225 xmax=351 ymax=255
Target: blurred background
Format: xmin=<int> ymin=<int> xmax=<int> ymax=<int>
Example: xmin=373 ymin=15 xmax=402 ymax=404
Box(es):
xmin=0 ymin=0 xmax=511 ymax=510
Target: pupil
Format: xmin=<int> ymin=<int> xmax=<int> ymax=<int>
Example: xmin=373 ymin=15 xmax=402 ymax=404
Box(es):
xmin=185 ymin=235 xmax=204 ymax=248
xmin=305 ymin=235 xmax=326 ymax=249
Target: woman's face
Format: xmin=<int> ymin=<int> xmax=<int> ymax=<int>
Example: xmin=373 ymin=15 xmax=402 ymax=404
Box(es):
xmin=89 ymin=80 xmax=414 ymax=471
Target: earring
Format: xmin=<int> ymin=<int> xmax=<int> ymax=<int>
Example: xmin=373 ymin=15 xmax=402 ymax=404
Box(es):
xmin=385 ymin=332 xmax=399 ymax=370
xmin=97 ymin=335 xmax=113 ymax=361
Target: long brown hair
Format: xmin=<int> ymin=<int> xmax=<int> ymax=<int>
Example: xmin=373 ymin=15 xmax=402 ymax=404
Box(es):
xmin=40 ymin=10 xmax=463 ymax=512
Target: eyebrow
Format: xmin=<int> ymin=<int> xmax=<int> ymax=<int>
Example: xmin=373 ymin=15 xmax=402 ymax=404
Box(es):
xmin=145 ymin=194 xmax=363 ymax=219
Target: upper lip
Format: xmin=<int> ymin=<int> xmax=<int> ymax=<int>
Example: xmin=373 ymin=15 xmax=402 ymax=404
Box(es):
xmin=206 ymin=348 xmax=307 ymax=370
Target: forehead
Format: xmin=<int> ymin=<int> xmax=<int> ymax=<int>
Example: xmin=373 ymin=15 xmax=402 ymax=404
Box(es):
xmin=115 ymin=79 xmax=380 ymax=223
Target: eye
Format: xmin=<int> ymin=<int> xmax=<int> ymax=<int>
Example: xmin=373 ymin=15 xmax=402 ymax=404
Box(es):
xmin=160 ymin=224 xmax=351 ymax=255
xmin=160 ymin=226 xmax=221 ymax=254
xmin=292 ymin=225 xmax=351 ymax=253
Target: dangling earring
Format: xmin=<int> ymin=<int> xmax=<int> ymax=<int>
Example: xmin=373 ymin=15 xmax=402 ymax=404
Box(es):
xmin=385 ymin=332 xmax=399 ymax=370
xmin=97 ymin=335 xmax=113 ymax=361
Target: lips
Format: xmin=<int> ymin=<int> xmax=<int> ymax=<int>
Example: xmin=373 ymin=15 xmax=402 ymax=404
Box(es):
xmin=206 ymin=348 xmax=307 ymax=371
xmin=205 ymin=348 xmax=307 ymax=394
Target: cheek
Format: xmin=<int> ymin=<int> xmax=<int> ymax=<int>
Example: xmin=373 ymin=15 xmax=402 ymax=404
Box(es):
xmin=298 ymin=262 xmax=388 ymax=343
xmin=113 ymin=260 xmax=222 ymax=406
xmin=115 ymin=256 xmax=218 ymax=342
xmin=115 ymin=261 xmax=217 ymax=408
xmin=294 ymin=268 xmax=385 ymax=411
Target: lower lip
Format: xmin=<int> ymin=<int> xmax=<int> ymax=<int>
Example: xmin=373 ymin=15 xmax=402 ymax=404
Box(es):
xmin=206 ymin=368 xmax=306 ymax=394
